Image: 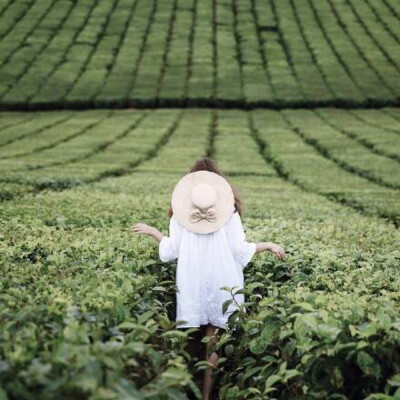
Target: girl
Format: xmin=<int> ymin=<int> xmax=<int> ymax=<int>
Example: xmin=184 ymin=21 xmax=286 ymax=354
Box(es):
xmin=132 ymin=157 xmax=286 ymax=400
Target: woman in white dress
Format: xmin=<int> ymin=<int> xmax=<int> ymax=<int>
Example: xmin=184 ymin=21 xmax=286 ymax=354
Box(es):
xmin=132 ymin=157 xmax=286 ymax=400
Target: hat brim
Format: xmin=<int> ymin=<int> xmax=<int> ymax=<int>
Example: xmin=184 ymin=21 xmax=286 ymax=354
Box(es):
xmin=171 ymin=171 xmax=235 ymax=234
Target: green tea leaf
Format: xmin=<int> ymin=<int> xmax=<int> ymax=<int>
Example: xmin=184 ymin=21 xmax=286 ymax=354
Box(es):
xmin=357 ymin=351 xmax=381 ymax=379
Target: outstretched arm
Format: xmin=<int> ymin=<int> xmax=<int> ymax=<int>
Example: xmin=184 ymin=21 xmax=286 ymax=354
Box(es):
xmin=255 ymin=242 xmax=287 ymax=260
xmin=227 ymin=212 xmax=287 ymax=266
xmin=132 ymin=218 xmax=183 ymax=262
xmin=132 ymin=223 xmax=164 ymax=242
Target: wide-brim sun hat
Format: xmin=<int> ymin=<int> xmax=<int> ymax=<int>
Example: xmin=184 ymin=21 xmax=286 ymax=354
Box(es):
xmin=171 ymin=170 xmax=235 ymax=234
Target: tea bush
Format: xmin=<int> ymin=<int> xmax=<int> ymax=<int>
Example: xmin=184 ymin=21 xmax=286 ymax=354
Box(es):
xmin=1 ymin=167 xmax=399 ymax=399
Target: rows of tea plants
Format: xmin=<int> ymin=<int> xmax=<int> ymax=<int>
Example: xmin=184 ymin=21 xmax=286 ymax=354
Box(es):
xmin=0 ymin=0 xmax=399 ymax=109
xmin=1 ymin=107 xmax=400 ymax=228
xmin=1 ymin=0 xmax=400 ymax=399
xmin=1 ymin=122 xmax=400 ymax=398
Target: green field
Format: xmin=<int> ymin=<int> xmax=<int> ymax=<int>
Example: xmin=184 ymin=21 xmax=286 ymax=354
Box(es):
xmin=0 ymin=0 xmax=399 ymax=108
xmin=1 ymin=0 xmax=400 ymax=399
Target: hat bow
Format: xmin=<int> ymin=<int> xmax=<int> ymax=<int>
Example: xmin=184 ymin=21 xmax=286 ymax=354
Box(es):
xmin=190 ymin=206 xmax=217 ymax=223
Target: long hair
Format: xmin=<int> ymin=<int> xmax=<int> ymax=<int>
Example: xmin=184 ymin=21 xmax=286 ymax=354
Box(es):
xmin=167 ymin=157 xmax=243 ymax=218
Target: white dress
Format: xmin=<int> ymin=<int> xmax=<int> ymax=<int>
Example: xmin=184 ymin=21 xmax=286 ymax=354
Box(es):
xmin=159 ymin=211 xmax=257 ymax=330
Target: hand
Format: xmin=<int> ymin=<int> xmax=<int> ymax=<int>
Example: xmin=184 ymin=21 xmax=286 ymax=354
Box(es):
xmin=132 ymin=222 xmax=164 ymax=242
xmin=266 ymin=242 xmax=287 ymax=260
xmin=131 ymin=222 xmax=156 ymax=237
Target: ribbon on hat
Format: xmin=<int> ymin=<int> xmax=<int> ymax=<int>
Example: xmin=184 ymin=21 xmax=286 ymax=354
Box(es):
xmin=190 ymin=206 xmax=217 ymax=223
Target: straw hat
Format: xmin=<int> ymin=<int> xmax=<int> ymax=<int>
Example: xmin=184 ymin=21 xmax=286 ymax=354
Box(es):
xmin=171 ymin=170 xmax=235 ymax=234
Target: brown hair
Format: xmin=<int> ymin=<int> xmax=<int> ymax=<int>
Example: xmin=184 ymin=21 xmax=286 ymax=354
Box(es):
xmin=167 ymin=157 xmax=243 ymax=218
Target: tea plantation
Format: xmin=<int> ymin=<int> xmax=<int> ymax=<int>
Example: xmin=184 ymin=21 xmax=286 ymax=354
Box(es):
xmin=0 ymin=0 xmax=400 ymax=399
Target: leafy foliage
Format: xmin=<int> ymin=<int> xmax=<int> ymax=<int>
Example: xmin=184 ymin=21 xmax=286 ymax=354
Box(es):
xmin=1 ymin=170 xmax=399 ymax=399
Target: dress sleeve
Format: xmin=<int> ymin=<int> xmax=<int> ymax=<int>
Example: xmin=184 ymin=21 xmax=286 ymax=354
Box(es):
xmin=159 ymin=215 xmax=183 ymax=262
xmin=226 ymin=212 xmax=257 ymax=268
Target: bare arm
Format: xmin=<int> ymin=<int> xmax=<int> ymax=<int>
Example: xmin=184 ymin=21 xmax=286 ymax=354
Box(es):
xmin=132 ymin=223 xmax=164 ymax=242
xmin=255 ymin=241 xmax=287 ymax=260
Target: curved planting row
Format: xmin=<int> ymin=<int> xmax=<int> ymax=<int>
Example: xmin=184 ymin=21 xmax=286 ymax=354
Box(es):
xmin=0 ymin=109 xmax=184 ymax=188
xmin=249 ymin=110 xmax=400 ymax=228
xmin=0 ymin=108 xmax=399 ymax=228
xmin=0 ymin=0 xmax=399 ymax=110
